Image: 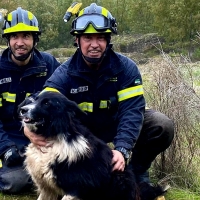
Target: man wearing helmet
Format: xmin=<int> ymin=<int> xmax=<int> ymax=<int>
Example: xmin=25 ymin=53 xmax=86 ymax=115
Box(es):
xmin=23 ymin=3 xmax=174 ymax=199
xmin=0 ymin=7 xmax=60 ymax=193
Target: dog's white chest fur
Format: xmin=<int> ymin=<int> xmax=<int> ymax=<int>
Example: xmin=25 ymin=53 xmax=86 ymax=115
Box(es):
xmin=24 ymin=134 xmax=90 ymax=197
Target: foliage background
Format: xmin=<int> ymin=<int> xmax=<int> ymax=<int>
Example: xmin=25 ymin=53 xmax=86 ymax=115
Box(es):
xmin=1 ymin=0 xmax=200 ymax=50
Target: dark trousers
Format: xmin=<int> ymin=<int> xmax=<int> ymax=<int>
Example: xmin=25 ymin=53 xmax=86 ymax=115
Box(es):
xmin=0 ymin=159 xmax=33 ymax=194
xmin=129 ymin=109 xmax=174 ymax=182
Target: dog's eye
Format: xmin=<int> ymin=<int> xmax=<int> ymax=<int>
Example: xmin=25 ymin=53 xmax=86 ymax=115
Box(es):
xmin=42 ymin=99 xmax=50 ymax=106
xmin=44 ymin=102 xmax=49 ymax=106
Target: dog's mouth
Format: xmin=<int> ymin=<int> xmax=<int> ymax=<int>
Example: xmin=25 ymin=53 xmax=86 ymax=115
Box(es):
xmin=22 ymin=116 xmax=45 ymax=126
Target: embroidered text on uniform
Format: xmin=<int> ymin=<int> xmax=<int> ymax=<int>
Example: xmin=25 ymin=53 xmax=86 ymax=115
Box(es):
xmin=70 ymin=86 xmax=88 ymax=94
xmin=0 ymin=77 xmax=12 ymax=85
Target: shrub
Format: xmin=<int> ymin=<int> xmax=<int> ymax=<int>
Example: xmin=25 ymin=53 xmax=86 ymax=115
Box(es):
xmin=140 ymin=52 xmax=200 ymax=192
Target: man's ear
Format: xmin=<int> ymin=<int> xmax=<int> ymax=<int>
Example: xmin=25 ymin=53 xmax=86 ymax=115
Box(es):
xmin=6 ymin=35 xmax=10 ymax=47
xmin=74 ymin=37 xmax=79 ymax=47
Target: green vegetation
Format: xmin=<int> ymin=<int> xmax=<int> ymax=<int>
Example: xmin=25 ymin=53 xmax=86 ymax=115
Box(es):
xmin=49 ymin=47 xmax=76 ymax=58
xmin=139 ymin=51 xmax=200 ymax=199
xmin=0 ymin=45 xmax=6 ymax=48
xmin=166 ymin=189 xmax=200 ymax=200
xmin=0 ymin=192 xmax=37 ymax=200
xmin=1 ymin=0 xmax=200 ymax=50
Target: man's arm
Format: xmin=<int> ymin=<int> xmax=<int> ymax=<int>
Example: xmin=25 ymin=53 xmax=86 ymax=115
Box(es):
xmin=0 ymin=121 xmax=15 ymax=157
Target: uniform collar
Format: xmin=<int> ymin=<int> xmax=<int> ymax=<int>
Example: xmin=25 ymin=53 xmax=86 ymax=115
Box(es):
xmin=68 ymin=49 xmax=124 ymax=75
xmin=0 ymin=48 xmax=47 ymax=72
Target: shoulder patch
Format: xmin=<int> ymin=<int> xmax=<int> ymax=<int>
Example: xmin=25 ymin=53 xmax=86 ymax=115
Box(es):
xmin=36 ymin=72 xmax=47 ymax=77
xmin=134 ymin=79 xmax=141 ymax=85
xmin=108 ymin=77 xmax=117 ymax=82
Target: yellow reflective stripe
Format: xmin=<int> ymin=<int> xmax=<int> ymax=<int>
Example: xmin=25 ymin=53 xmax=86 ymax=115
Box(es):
xmin=2 ymin=92 xmax=16 ymax=102
xmin=79 ymin=9 xmax=84 ymax=16
xmin=99 ymin=100 xmax=108 ymax=108
xmin=0 ymin=98 xmax=2 ymax=107
xmin=40 ymin=87 xmax=60 ymax=95
xmin=101 ymin=7 xmax=108 ymax=16
xmin=27 ymin=11 xmax=34 ymax=20
xmin=7 ymin=13 xmax=12 ymax=21
xmin=78 ymin=102 xmax=93 ymax=112
xmin=4 ymin=23 xmax=39 ymax=34
xmin=26 ymin=93 xmax=31 ymax=97
xmin=118 ymin=85 xmax=143 ymax=102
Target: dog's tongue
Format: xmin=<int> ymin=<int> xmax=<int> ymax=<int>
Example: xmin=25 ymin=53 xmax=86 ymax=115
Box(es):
xmin=24 ymin=117 xmax=31 ymax=122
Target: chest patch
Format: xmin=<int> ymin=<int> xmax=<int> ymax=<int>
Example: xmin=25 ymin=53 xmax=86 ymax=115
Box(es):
xmin=70 ymin=86 xmax=88 ymax=94
xmin=0 ymin=77 xmax=12 ymax=85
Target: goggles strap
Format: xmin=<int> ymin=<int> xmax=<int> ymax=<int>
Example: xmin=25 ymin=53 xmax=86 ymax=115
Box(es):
xmin=83 ymin=56 xmax=102 ymax=65
xmin=8 ymin=34 xmax=37 ymax=62
xmin=8 ymin=45 xmax=34 ymax=61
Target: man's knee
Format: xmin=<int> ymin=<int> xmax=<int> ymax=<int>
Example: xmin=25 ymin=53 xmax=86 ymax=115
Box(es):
xmin=0 ymin=163 xmax=32 ymax=194
xmin=142 ymin=109 xmax=174 ymax=151
xmin=150 ymin=111 xmax=174 ymax=148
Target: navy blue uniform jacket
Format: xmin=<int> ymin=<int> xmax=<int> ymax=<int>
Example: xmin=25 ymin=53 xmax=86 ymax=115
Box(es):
xmin=0 ymin=48 xmax=60 ymax=156
xmin=44 ymin=49 xmax=145 ymax=151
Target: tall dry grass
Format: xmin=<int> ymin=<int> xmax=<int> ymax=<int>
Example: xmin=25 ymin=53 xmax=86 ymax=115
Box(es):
xmin=139 ymin=51 xmax=200 ymax=192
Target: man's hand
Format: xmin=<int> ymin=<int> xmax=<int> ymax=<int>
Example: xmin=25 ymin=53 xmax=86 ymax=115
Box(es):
xmin=4 ymin=147 xmax=24 ymax=167
xmin=24 ymin=126 xmax=53 ymax=148
xmin=111 ymin=150 xmax=125 ymax=172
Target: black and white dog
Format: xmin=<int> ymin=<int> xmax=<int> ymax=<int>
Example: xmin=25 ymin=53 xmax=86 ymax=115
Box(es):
xmin=19 ymin=91 xmax=139 ymax=200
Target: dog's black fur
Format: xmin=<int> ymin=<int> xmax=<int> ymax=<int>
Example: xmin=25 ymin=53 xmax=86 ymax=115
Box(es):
xmin=19 ymin=91 xmax=140 ymax=200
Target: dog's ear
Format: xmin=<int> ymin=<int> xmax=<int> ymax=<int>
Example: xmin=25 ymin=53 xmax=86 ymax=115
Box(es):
xmin=67 ymin=99 xmax=87 ymax=120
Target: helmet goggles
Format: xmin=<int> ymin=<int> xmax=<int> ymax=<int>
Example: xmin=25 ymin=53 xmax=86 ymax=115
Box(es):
xmin=72 ymin=14 xmax=111 ymax=33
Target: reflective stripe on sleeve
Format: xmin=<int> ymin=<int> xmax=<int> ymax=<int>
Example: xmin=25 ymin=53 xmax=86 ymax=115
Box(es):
xmin=117 ymin=85 xmax=143 ymax=102
xmin=99 ymin=100 xmax=108 ymax=109
xmin=78 ymin=102 xmax=93 ymax=112
xmin=2 ymin=92 xmax=16 ymax=102
xmin=26 ymin=93 xmax=31 ymax=97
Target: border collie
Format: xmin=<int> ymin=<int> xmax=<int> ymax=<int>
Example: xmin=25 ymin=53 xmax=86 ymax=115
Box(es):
xmin=19 ymin=91 xmax=139 ymax=200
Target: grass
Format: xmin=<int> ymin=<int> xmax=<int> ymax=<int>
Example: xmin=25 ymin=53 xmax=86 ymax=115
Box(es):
xmin=166 ymin=189 xmax=200 ymax=200
xmin=0 ymin=192 xmax=37 ymax=200
xmin=1 ymin=189 xmax=200 ymax=200
xmin=0 ymin=45 xmax=6 ymax=49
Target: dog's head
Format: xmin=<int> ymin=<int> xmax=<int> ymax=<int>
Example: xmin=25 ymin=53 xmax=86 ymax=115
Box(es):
xmin=19 ymin=91 xmax=86 ymax=137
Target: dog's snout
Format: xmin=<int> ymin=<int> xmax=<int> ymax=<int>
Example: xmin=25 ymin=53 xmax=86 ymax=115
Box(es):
xmin=19 ymin=104 xmax=35 ymax=116
xmin=20 ymin=107 xmax=29 ymax=115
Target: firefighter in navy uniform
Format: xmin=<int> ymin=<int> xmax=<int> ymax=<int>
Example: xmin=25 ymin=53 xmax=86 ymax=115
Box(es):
xmin=0 ymin=7 xmax=60 ymax=193
xmin=23 ymin=3 xmax=174 ymax=199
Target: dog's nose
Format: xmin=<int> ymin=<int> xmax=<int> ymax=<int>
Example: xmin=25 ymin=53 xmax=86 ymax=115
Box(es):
xmin=20 ymin=106 xmax=29 ymax=115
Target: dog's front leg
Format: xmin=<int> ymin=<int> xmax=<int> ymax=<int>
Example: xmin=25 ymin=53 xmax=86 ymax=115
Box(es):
xmin=61 ymin=195 xmax=80 ymax=200
xmin=37 ymin=190 xmax=60 ymax=200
